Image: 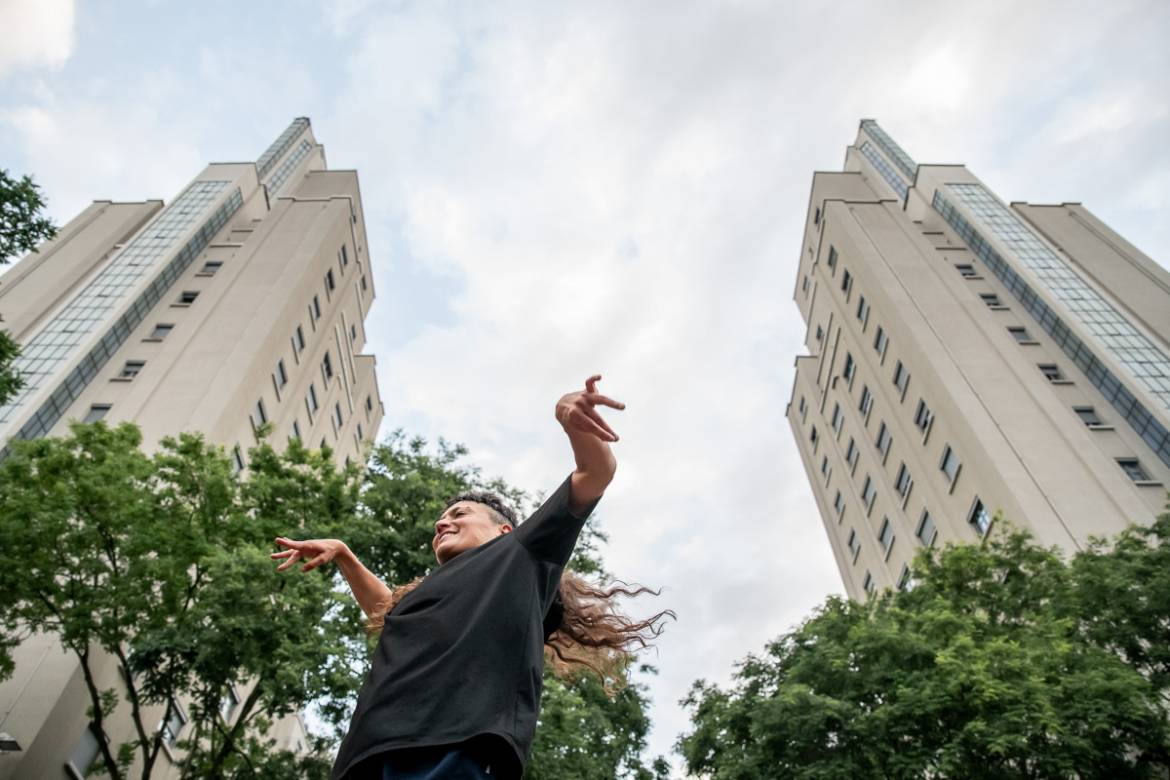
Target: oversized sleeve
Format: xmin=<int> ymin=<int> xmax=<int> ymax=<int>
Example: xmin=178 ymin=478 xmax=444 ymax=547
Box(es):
xmin=512 ymin=472 xmax=602 ymax=566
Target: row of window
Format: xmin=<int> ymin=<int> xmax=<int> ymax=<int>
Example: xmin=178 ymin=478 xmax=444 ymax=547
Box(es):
xmin=948 ymin=252 xmax=1160 ymax=484
xmin=77 ymin=241 xmax=374 ymax=475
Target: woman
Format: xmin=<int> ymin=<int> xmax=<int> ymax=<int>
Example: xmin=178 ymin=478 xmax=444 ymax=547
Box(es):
xmin=272 ymin=375 xmax=672 ymax=779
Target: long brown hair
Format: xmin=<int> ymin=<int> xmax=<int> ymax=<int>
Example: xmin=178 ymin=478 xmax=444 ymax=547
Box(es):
xmin=367 ymin=571 xmax=673 ymax=695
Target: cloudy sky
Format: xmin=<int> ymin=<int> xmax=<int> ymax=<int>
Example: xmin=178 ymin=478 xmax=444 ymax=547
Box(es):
xmin=3 ymin=0 xmax=1169 ymax=771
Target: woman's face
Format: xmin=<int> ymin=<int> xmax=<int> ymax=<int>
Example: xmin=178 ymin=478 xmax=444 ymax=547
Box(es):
xmin=432 ymin=501 xmax=512 ymax=564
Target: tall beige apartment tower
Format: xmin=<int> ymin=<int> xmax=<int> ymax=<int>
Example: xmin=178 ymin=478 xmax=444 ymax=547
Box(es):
xmin=0 ymin=118 xmax=385 ymax=776
xmin=788 ymin=120 xmax=1170 ymax=600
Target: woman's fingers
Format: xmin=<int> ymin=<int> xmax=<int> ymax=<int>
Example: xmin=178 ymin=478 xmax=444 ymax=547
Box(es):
xmin=275 ymin=550 xmax=301 ymax=572
xmin=567 ymin=407 xmax=617 ymax=442
xmin=580 ymin=404 xmax=619 ymax=441
xmin=270 ymin=550 xmax=295 ymax=560
xmin=582 ymin=392 xmax=625 ymax=410
xmin=275 ymin=537 xmax=304 ymax=550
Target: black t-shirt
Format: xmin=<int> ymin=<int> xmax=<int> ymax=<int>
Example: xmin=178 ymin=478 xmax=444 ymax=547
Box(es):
xmin=332 ymin=472 xmax=601 ymax=780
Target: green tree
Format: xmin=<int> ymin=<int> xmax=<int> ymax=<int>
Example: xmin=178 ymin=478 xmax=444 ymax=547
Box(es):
xmin=0 ymin=422 xmax=355 ymax=778
xmin=1 ymin=168 xmax=58 ymax=405
xmin=678 ymin=509 xmax=1170 ymax=779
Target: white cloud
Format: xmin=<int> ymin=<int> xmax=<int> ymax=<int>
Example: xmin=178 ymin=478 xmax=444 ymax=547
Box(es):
xmin=0 ymin=0 xmax=75 ymax=78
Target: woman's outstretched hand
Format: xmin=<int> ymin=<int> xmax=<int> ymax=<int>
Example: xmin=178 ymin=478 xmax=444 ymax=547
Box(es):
xmin=271 ymin=537 xmax=349 ymax=573
xmin=555 ymin=374 xmax=625 ymax=443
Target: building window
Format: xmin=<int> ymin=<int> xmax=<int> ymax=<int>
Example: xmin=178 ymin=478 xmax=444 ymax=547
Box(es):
xmin=83 ymin=404 xmax=111 ymax=424
xmin=894 ymin=463 xmax=913 ymax=503
xmin=875 ymin=421 xmax=892 ymax=462
xmin=861 ymin=475 xmax=876 ymax=513
xmin=177 ymin=290 xmax=199 ymax=305
xmin=325 ymin=269 xmax=336 ymax=294
xmin=916 ymin=509 xmax=937 ymax=546
xmin=291 ymin=419 xmax=302 ymax=441
xmin=311 ymin=295 xmax=322 ymax=322
xmin=827 ymin=245 xmax=838 ymax=272
xmin=842 ymin=352 xmax=856 ymax=386
xmin=873 ymin=326 xmax=888 ymax=359
xmin=365 ymin=394 xmax=373 ymax=414
xmin=798 ymin=395 xmax=807 ymax=422
xmin=877 ymin=517 xmax=894 ymax=556
xmin=1074 ymin=406 xmax=1104 ymax=428
xmin=340 ymin=244 xmax=349 ymax=267
xmin=833 ymin=490 xmax=845 ymax=517
xmin=199 ymin=260 xmax=223 ymax=275
xmin=221 ymin=684 xmax=241 ymax=722
xmin=831 ymin=402 xmax=843 ymax=436
xmin=333 ymin=401 xmax=344 ymax=430
xmin=892 ymin=360 xmax=909 ymax=398
xmin=913 ymin=399 xmax=933 ymax=437
xmin=1117 ymin=458 xmax=1151 ymax=482
xmin=160 ymin=701 xmax=187 ymax=747
xmin=227 ymin=445 xmax=244 ymax=476
xmin=841 ymin=269 xmax=853 ymax=298
xmin=845 ymin=436 xmax=859 ymax=473
xmin=820 ymin=454 xmax=830 ymax=479
xmin=66 ymin=722 xmax=103 ymax=777
xmin=939 ymin=444 xmax=961 ymax=484
xmin=1038 ymin=363 xmax=1065 ymax=382
xmin=815 ymin=324 xmax=824 ymax=343
xmin=350 ymin=323 xmax=357 ymax=344
xmin=814 ymin=207 xmax=822 ymax=225
xmin=956 ymin=263 xmax=978 ymax=278
xmin=810 ymin=424 xmax=819 ymax=449
xmin=980 ymin=292 xmax=1003 ymax=308
xmin=859 ymin=385 xmax=874 ymax=419
xmin=251 ymin=398 xmax=268 ymax=430
xmin=294 ymin=324 xmax=306 ymax=354
xmin=148 ymin=323 xmax=174 ymax=340
xmin=1008 ymin=326 xmax=1034 ymax=344
xmin=306 ymin=383 xmax=320 ymax=417
xmin=897 ymin=563 xmax=914 ymax=591
xmin=119 ymin=360 xmax=145 ymax=379
xmin=360 ymin=274 xmax=368 ymax=292
xmin=969 ymin=497 xmax=991 ymax=536
xmin=847 ymin=528 xmax=861 ymax=563
xmin=856 ymin=295 xmax=870 ymax=328
xmin=275 ymin=358 xmax=289 ymax=390
xmin=357 ymin=422 xmax=364 ymax=441
xmin=322 ymin=351 xmax=334 ymax=384
xmin=863 ymin=571 xmax=875 ymax=595
xmin=802 ymin=275 xmax=809 ymax=294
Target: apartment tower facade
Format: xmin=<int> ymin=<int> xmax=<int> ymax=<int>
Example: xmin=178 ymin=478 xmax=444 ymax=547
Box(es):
xmin=788 ymin=120 xmax=1169 ymax=599
xmin=0 ymin=118 xmax=385 ymax=777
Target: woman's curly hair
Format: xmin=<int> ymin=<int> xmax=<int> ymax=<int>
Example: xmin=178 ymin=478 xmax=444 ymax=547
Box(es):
xmin=366 ymin=489 xmax=674 ymax=695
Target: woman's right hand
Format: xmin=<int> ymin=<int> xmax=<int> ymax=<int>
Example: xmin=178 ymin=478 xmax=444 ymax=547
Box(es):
xmin=271 ymin=537 xmax=349 ymax=573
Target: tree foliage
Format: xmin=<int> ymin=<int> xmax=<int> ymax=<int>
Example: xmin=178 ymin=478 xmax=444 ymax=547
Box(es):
xmin=678 ymin=505 xmax=1170 ymax=779
xmin=0 ymin=422 xmax=664 ymax=778
xmin=1 ymin=167 xmax=58 ymax=404
xmin=0 ymin=168 xmax=56 ymax=264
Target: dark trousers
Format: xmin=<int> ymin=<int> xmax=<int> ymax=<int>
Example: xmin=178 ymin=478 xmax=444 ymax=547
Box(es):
xmin=349 ymin=744 xmax=494 ymax=779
